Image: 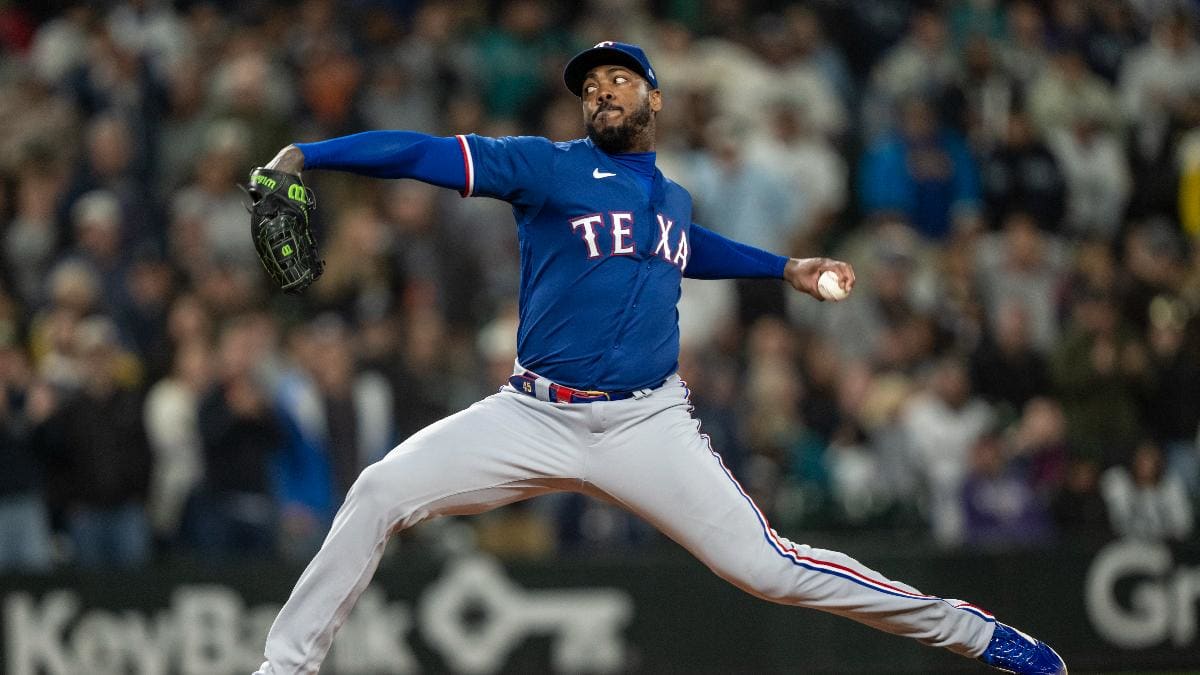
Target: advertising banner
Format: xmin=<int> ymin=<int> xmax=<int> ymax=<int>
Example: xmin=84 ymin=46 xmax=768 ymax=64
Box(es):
xmin=1 ymin=540 xmax=1197 ymax=673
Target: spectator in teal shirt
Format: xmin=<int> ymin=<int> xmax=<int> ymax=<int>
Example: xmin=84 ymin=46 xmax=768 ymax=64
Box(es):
xmin=474 ymin=0 xmax=566 ymax=120
xmin=859 ymin=96 xmax=982 ymax=240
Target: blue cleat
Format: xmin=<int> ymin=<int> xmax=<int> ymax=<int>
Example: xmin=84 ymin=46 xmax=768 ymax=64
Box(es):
xmin=978 ymin=622 xmax=1067 ymax=674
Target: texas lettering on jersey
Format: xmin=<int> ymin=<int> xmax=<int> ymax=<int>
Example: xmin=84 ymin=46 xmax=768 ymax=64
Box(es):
xmin=569 ymin=212 xmax=689 ymax=270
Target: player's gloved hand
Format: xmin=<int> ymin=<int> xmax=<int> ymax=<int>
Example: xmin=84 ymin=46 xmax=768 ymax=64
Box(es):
xmin=244 ymin=167 xmax=324 ymax=294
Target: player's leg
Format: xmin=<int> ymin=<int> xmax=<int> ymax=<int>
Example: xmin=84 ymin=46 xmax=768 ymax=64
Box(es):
xmin=258 ymin=391 xmax=586 ymax=675
xmin=584 ymin=377 xmax=1054 ymax=668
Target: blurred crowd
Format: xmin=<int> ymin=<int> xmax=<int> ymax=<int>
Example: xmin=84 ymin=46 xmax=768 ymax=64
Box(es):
xmin=0 ymin=0 xmax=1197 ymax=571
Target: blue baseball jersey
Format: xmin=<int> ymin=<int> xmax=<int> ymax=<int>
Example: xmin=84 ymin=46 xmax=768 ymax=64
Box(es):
xmin=298 ymin=129 xmax=789 ymax=392
xmin=459 ymin=134 xmax=693 ymax=391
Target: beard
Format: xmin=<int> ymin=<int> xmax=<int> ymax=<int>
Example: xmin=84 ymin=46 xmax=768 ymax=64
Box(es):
xmin=586 ymin=98 xmax=653 ymax=153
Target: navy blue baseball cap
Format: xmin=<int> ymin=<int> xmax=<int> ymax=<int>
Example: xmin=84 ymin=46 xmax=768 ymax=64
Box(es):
xmin=563 ymin=41 xmax=659 ymax=97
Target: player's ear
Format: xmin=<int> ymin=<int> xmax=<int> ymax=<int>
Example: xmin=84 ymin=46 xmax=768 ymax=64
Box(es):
xmin=649 ymin=88 xmax=663 ymax=113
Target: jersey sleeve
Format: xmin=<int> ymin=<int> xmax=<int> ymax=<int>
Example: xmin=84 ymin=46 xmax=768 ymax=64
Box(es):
xmin=296 ymin=131 xmax=466 ymax=191
xmin=460 ymin=134 xmax=556 ymax=208
xmin=684 ymin=223 xmax=789 ymax=280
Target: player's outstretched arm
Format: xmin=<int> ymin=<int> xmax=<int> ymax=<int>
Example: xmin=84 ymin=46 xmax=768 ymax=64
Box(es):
xmin=262 ymin=130 xmax=469 ymax=193
xmin=686 ymin=223 xmax=853 ymax=302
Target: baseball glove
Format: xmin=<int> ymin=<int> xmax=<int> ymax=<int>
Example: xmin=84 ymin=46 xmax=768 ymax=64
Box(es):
xmin=244 ymin=167 xmax=324 ymax=294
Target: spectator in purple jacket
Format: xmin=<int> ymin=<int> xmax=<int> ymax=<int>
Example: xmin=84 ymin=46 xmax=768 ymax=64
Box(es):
xmin=962 ymin=431 xmax=1054 ymax=551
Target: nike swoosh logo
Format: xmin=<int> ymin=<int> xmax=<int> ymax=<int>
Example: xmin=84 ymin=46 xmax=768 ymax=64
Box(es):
xmin=593 ymin=168 xmax=617 ymax=179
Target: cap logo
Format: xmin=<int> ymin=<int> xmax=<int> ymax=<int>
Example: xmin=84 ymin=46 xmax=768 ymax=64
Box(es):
xmin=595 ymin=41 xmax=615 ymax=47
xmin=647 ymin=67 xmax=655 ymax=80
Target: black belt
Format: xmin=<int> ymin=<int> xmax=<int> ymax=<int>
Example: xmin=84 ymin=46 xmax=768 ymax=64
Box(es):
xmin=508 ymin=372 xmax=657 ymax=404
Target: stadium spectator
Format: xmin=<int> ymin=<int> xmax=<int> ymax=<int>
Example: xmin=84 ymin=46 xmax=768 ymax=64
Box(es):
xmin=156 ymin=56 xmax=211 ymax=201
xmin=1050 ymin=289 xmax=1150 ymax=466
xmin=945 ymin=36 xmax=1015 ymax=148
xmin=193 ymin=316 xmax=284 ymax=560
xmin=28 ymin=262 xmax=99 ymax=391
xmin=170 ymin=120 xmax=257 ymax=272
xmin=273 ymin=315 xmax=394 ymax=560
xmin=117 ymin=245 xmax=175 ymax=382
xmin=0 ymin=336 xmax=54 ymax=572
xmin=979 ymin=111 xmax=1067 ymax=232
xmin=746 ymin=102 xmax=848 ymax=250
xmin=862 ymin=8 xmax=961 ymax=141
xmin=309 ymin=206 xmax=393 ymax=317
xmin=742 ymin=317 xmax=806 ymax=466
xmin=27 ymin=4 xmax=93 ymax=86
xmin=1119 ymin=11 xmax=1200 ymax=175
xmin=998 ymin=1 xmax=1050 ymax=88
xmin=143 ymin=337 xmax=210 ymax=551
xmin=359 ymin=54 xmax=439 ymax=137
xmin=689 ymin=118 xmax=797 ymax=323
xmin=930 ymin=225 xmax=986 ymax=354
xmin=690 ymin=118 xmax=797 ymax=254
xmin=1083 ymin=0 xmax=1141 ymax=84
xmin=473 ymin=0 xmax=564 ymax=122
xmin=1101 ymin=439 xmax=1194 ymax=540
xmin=105 ymin=0 xmax=189 ymax=80
xmin=900 ymin=356 xmax=995 ymax=546
xmin=974 ymin=211 xmax=1070 ymax=353
xmin=3 ymin=156 xmax=64 ymax=306
xmin=207 ymin=47 xmax=293 ymax=169
xmin=390 ymin=306 xmax=457 ymax=441
xmin=0 ymin=68 xmax=78 ymax=175
xmin=810 ymin=220 xmax=932 ymax=364
xmin=297 ymin=43 xmax=364 ymax=139
xmin=1046 ymin=0 xmax=1092 ymax=55
xmin=1053 ymin=457 xmax=1110 ymax=540
xmin=783 ymin=5 xmax=855 ymax=114
xmin=40 ymin=316 xmax=151 ymax=568
xmin=68 ymin=190 xmax=131 ymax=315
xmin=65 ymin=113 xmax=154 ymax=249
xmin=858 ymin=95 xmax=982 ymax=241
xmin=1142 ymin=295 xmax=1200 ymax=497
xmin=947 ymin=0 xmax=1007 ymax=51
xmin=1120 ymin=218 xmax=1191 ymax=332
xmin=384 ymin=2 xmax=473 ymax=134
xmin=961 ymin=432 xmax=1054 ymax=551
xmin=734 ymin=17 xmax=847 ymax=142
xmin=826 ymin=421 xmax=899 ymax=528
xmin=1046 ymin=109 xmax=1132 ymax=239
xmin=970 ymin=302 xmax=1050 ymax=413
xmin=385 ymin=181 xmax=469 ymax=323
xmin=1010 ymin=397 xmax=1071 ymax=496
xmin=797 ymin=336 xmax=844 ymax=442
xmin=1028 ymin=47 xmax=1122 ymax=137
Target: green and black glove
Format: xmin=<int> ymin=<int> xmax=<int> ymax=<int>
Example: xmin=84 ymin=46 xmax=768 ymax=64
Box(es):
xmin=245 ymin=167 xmax=323 ymax=294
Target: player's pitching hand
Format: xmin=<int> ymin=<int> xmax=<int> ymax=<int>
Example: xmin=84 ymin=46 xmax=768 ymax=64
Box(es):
xmin=784 ymin=257 xmax=855 ymax=302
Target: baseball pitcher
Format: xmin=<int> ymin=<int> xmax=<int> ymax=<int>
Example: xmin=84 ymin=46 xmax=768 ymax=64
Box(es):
xmin=249 ymin=43 xmax=1066 ymax=674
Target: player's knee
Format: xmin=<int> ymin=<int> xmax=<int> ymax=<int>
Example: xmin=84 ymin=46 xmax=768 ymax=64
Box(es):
xmin=747 ymin=572 xmax=796 ymax=604
xmin=342 ymin=460 xmax=427 ymax=533
xmin=721 ymin=556 xmax=797 ymax=604
xmin=343 ymin=461 xmax=397 ymax=509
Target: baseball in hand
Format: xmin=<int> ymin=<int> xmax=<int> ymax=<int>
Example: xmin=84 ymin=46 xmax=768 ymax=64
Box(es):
xmin=817 ymin=270 xmax=849 ymax=301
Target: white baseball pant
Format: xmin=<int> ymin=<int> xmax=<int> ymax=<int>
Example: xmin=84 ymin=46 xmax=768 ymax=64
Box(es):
xmin=256 ymin=375 xmax=996 ymax=674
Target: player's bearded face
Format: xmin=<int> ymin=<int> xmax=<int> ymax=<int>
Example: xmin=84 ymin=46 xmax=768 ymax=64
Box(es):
xmin=586 ymin=92 xmax=653 ymax=153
